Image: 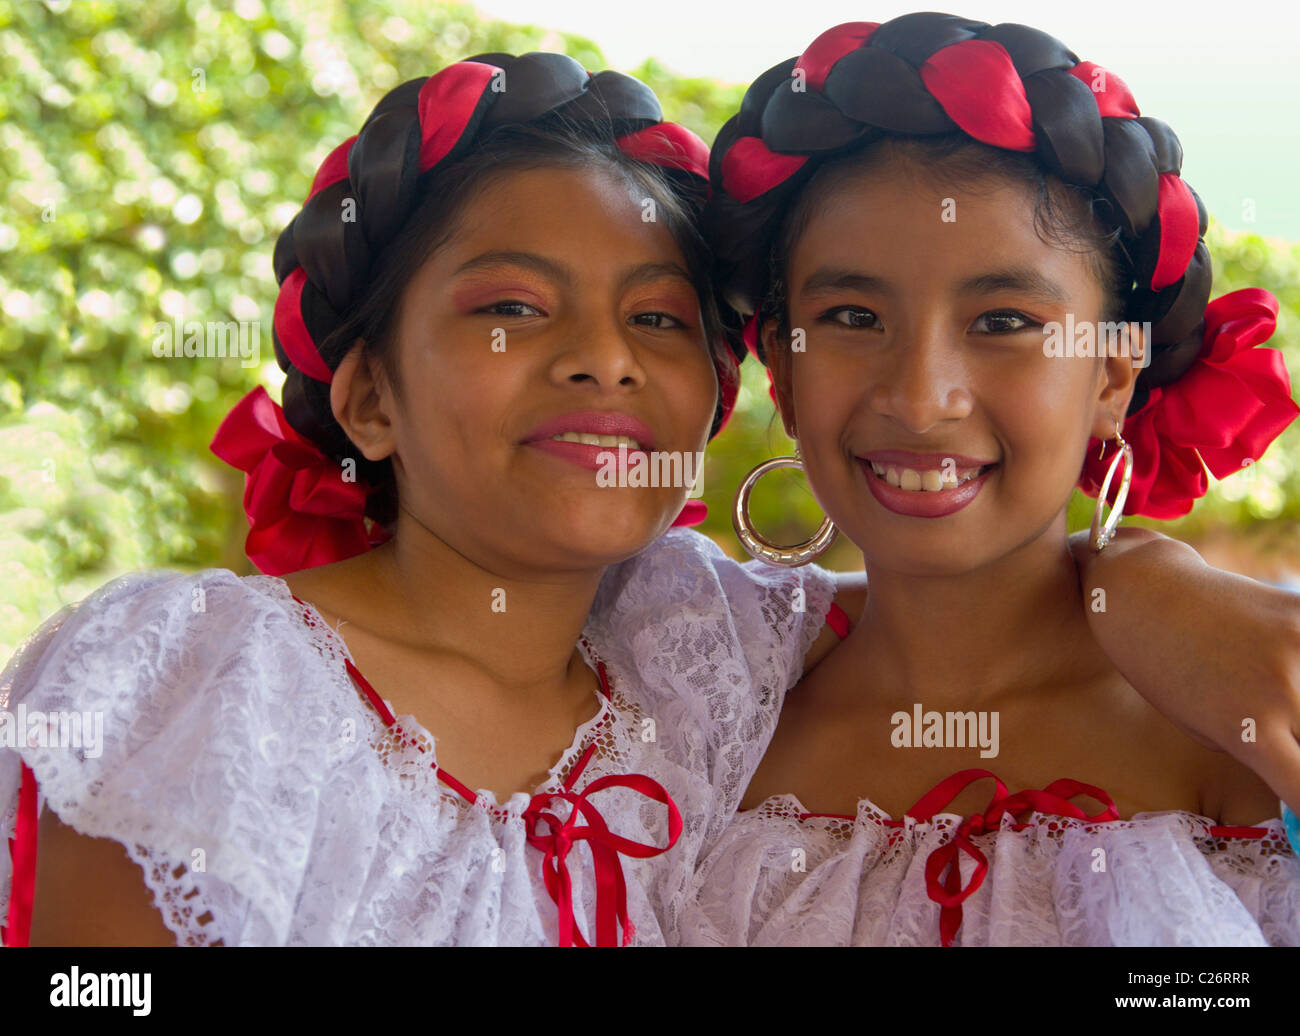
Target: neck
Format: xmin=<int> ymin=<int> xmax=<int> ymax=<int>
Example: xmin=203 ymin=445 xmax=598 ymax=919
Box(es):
xmin=352 ymin=506 xmax=607 ymax=696
xmin=849 ymin=516 xmax=1095 ymax=708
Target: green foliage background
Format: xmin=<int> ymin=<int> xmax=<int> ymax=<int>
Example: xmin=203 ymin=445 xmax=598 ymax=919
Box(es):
xmin=2 ymin=0 xmax=1298 ymax=657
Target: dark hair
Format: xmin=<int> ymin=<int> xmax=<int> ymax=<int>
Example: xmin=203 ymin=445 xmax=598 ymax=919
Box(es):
xmin=758 ymin=132 xmax=1129 ymax=348
xmin=283 ymin=116 xmax=726 ymax=528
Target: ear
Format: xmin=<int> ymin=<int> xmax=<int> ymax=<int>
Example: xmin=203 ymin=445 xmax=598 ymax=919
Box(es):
xmin=330 ymin=339 xmax=397 ymax=462
xmin=763 ymin=319 xmax=799 ymax=441
xmin=1089 ymin=321 xmax=1142 ymax=441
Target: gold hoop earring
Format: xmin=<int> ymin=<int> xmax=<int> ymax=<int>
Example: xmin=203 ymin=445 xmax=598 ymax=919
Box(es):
xmin=732 ymin=446 xmax=837 ymax=566
xmin=1090 ymin=421 xmax=1133 ymax=552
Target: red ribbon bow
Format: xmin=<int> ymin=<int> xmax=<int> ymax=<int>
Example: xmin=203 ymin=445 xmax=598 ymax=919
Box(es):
xmin=1079 ymin=288 xmax=1299 ymax=518
xmin=523 ymin=742 xmax=683 ymax=947
xmin=900 ymin=768 xmax=1119 ymax=946
xmin=210 ymin=386 xmax=390 ymax=576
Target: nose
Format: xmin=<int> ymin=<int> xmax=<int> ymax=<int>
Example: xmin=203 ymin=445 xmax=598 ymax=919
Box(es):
xmin=548 ymin=310 xmax=647 ymax=393
xmin=869 ymin=319 xmax=973 ymax=433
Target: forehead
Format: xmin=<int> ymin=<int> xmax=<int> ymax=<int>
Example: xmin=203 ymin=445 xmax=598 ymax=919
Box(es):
xmin=787 ymin=154 xmax=1099 ymax=294
xmin=443 ymin=163 xmax=686 ymax=261
xmin=802 ymin=163 xmax=1032 ymax=249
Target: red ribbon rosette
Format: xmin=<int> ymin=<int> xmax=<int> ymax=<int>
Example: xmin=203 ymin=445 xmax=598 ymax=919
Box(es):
xmin=210 ymin=386 xmax=391 ymax=576
xmin=1079 ymin=288 xmax=1299 ymax=519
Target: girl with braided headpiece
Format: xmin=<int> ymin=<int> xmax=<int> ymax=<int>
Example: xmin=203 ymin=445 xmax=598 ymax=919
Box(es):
xmin=0 ymin=52 xmax=844 ymax=947
xmin=683 ymin=14 xmax=1300 ymax=945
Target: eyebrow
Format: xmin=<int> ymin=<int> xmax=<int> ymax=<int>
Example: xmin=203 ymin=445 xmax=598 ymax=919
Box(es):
xmin=799 ymin=266 xmax=1069 ymax=306
xmin=453 ymin=250 xmax=572 ymax=286
xmin=956 ymin=268 xmax=1069 ymax=305
xmin=454 ymin=251 xmax=695 ymax=292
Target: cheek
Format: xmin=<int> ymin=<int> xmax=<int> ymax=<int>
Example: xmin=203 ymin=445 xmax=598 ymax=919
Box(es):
xmin=660 ymin=349 xmax=722 ymax=445
xmin=399 ymin=338 xmax=513 ymax=459
xmin=992 ymin=357 xmax=1098 ymax=489
xmin=788 ymin=351 xmax=858 ymax=440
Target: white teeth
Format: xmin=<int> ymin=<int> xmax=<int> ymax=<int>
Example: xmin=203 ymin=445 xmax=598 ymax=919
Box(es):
xmin=873 ymin=462 xmax=990 ymax=492
xmin=548 ymin=431 xmax=643 ymax=450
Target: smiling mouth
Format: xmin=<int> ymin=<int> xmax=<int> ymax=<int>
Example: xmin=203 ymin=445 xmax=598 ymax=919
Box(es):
xmin=544 ymin=431 xmax=645 ymax=451
xmin=866 ymin=461 xmax=998 ymax=492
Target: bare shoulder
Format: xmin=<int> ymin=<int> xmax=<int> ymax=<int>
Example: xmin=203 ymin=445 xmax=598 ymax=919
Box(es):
xmin=30 ymin=808 xmax=179 ymax=947
xmin=800 ymin=571 xmax=866 ymax=676
xmin=282 ymin=554 xmax=388 ymax=634
xmin=1069 ymin=526 xmax=1203 ymax=579
xmin=281 ymin=567 xmax=330 ymax=610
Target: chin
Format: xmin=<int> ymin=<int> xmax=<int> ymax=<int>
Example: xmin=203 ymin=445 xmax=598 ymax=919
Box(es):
xmin=836 ymin=503 xmax=983 ymax=571
xmin=547 ymin=500 xmax=674 ymax=563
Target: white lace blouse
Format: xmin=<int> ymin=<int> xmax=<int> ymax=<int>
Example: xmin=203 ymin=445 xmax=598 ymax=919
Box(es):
xmin=0 ymin=527 xmax=838 ymax=947
xmin=681 ymin=767 xmax=1300 ymax=946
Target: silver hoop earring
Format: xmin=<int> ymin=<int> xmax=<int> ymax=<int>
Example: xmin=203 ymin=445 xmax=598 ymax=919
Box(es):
xmin=732 ymin=446 xmax=837 ymax=566
xmin=1090 ymin=422 xmax=1133 ymax=552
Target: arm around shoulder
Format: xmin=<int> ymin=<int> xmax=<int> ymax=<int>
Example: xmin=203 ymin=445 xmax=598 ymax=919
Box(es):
xmin=1072 ymin=526 xmax=1300 ymax=814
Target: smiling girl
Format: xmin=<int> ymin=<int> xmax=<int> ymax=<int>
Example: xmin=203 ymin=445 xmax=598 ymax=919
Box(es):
xmin=0 ymin=52 xmax=847 ymax=947
xmin=684 ymin=14 xmax=1300 ymax=945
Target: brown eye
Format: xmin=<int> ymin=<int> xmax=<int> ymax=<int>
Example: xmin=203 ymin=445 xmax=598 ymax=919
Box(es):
xmin=479 ymin=300 xmax=542 ymax=317
xmin=823 ymin=306 xmax=881 ymax=329
xmin=973 ymin=310 xmax=1035 ymax=333
xmin=630 ymin=312 xmax=687 ymax=330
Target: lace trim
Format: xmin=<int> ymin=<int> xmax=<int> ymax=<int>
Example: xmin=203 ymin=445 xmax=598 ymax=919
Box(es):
xmin=254 ymin=575 xmax=620 ymax=821
xmin=753 ymin=792 xmax=1295 ymax=859
xmin=122 ymin=842 xmax=227 ymax=946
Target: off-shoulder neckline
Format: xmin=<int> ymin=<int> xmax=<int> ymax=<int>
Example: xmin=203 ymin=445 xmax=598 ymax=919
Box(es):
xmin=742 ymin=789 xmax=1284 ymax=839
xmin=240 ymin=572 xmax=616 ymax=815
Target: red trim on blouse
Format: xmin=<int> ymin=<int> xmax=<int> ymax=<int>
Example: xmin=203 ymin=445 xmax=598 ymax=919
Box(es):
xmin=340 ymin=646 xmax=611 ymax=807
xmin=790 ymin=767 xmax=1273 ymax=946
xmin=824 ymin=601 xmax=852 ymax=640
xmin=1 ymin=761 xmax=38 ymax=947
xmin=295 ymin=593 xmax=682 ymax=947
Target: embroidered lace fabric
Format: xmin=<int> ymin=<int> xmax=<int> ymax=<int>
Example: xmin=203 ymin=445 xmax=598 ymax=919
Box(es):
xmin=680 ymin=792 xmax=1300 ymax=946
xmin=0 ymin=527 xmax=837 ymax=946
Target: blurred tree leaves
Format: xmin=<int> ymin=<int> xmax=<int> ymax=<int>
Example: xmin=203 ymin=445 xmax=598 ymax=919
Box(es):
xmin=1 ymin=0 xmax=1297 ymax=656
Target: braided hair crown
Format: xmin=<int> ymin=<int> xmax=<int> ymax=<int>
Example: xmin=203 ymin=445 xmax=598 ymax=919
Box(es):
xmin=708 ymin=13 xmax=1212 ymax=416
xmin=269 ymin=51 xmax=727 ymax=460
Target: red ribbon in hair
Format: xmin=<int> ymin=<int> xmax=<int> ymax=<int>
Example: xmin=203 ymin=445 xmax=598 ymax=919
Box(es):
xmin=1079 ymin=288 xmax=1299 ymax=519
xmin=210 ymin=386 xmax=390 ymax=576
